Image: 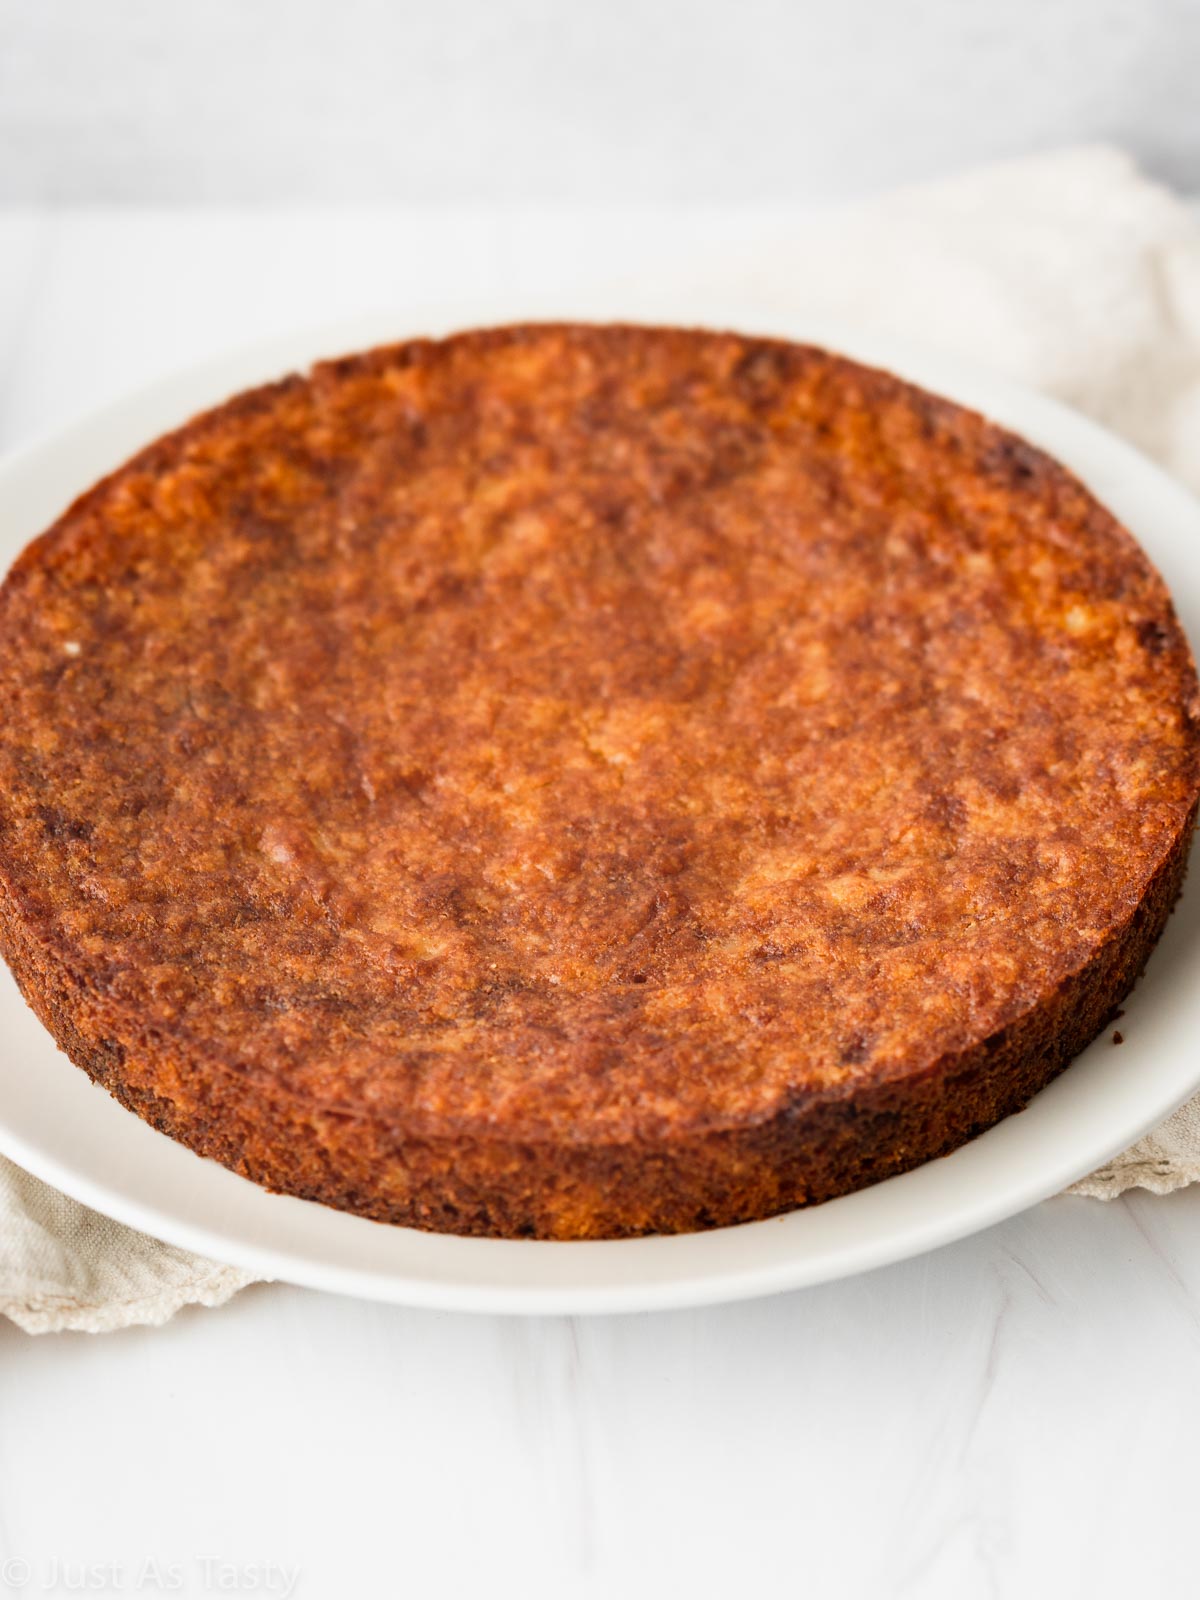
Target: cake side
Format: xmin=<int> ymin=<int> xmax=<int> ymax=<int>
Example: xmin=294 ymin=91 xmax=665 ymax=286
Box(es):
xmin=0 ymin=795 xmax=1191 ymax=1237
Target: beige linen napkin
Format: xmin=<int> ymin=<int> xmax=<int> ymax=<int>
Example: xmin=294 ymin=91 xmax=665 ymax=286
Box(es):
xmin=4 ymin=143 xmax=1200 ymax=1333
xmin=0 ymin=1160 xmax=252 ymax=1334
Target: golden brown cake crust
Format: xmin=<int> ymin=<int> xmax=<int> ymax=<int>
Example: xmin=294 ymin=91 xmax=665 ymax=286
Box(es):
xmin=0 ymin=323 xmax=1198 ymax=1238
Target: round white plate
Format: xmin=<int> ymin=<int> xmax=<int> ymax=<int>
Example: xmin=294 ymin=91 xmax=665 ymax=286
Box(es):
xmin=2 ymin=301 xmax=1200 ymax=1316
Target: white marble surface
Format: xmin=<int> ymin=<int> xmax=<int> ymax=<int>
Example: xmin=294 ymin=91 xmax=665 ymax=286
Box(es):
xmin=3 ymin=209 xmax=1200 ymax=1599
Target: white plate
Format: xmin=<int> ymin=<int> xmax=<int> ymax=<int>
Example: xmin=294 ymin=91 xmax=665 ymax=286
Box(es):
xmin=2 ymin=301 xmax=1200 ymax=1316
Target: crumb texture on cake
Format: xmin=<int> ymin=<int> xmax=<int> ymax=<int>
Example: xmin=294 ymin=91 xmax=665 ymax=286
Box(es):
xmin=0 ymin=323 xmax=1197 ymax=1238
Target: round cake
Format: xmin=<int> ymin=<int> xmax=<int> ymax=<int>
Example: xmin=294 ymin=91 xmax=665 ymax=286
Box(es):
xmin=0 ymin=324 xmax=1197 ymax=1239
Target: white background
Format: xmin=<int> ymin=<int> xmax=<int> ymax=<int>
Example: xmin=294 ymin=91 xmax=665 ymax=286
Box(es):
xmin=2 ymin=0 xmax=1200 ymax=204
xmin=5 ymin=7 xmax=1200 ymax=1599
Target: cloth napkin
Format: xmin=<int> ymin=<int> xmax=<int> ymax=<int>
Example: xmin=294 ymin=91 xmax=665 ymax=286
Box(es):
xmin=5 ymin=143 xmax=1200 ymax=1334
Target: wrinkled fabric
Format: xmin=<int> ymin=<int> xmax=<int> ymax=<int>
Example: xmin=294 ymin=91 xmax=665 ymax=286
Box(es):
xmin=0 ymin=1156 xmax=252 ymax=1333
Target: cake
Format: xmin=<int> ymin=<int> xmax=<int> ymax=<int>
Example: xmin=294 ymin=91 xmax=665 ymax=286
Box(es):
xmin=0 ymin=323 xmax=1196 ymax=1239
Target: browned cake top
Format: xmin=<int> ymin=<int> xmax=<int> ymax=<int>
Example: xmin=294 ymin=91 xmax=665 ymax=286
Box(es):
xmin=0 ymin=324 xmax=1197 ymax=1142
